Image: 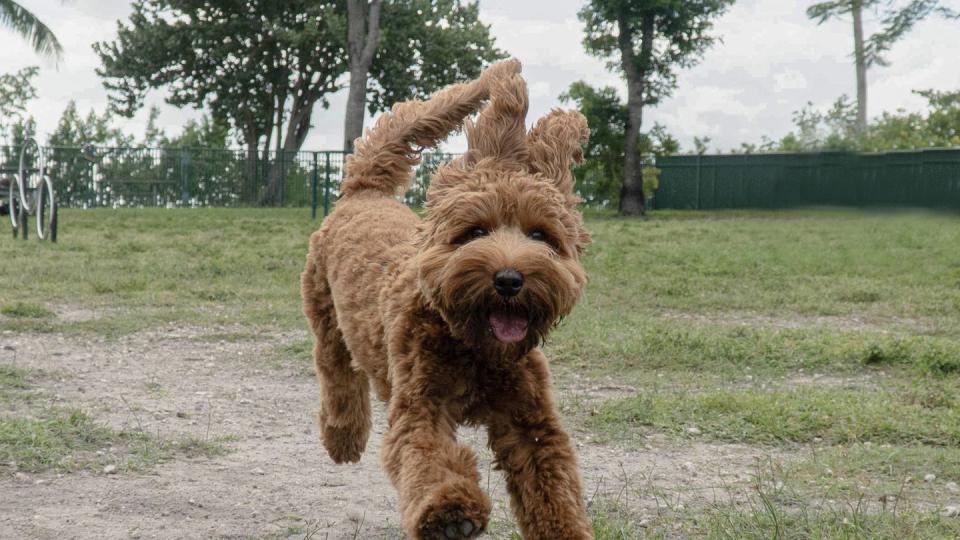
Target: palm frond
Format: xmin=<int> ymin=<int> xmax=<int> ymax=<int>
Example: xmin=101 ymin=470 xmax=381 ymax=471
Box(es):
xmin=0 ymin=0 xmax=64 ymax=61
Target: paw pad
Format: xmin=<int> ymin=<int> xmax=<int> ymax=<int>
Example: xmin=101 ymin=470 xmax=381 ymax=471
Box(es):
xmin=442 ymin=519 xmax=478 ymax=539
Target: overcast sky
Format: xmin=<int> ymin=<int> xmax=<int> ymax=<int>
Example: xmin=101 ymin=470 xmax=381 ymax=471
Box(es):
xmin=3 ymin=0 xmax=959 ymax=152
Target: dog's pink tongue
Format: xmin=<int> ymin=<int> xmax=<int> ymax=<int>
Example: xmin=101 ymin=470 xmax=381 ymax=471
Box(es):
xmin=489 ymin=312 xmax=528 ymax=343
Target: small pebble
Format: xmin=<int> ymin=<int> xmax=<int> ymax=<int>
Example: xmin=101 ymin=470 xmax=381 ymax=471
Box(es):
xmin=103 ymin=465 xmax=117 ymax=475
xmin=684 ymin=426 xmax=701 ymax=436
xmin=924 ymin=473 xmax=936 ymax=482
xmin=942 ymin=505 xmax=959 ymax=518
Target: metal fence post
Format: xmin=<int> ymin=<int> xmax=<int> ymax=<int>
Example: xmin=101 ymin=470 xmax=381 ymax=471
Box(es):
xmin=311 ymin=152 xmax=319 ymax=219
xmin=323 ymin=152 xmax=332 ymax=217
xmin=695 ymin=153 xmax=702 ymax=210
xmin=179 ymin=147 xmax=190 ymax=205
xmin=279 ymin=150 xmax=286 ymax=206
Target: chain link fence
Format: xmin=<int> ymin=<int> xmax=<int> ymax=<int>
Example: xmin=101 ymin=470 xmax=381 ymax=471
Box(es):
xmin=0 ymin=144 xmax=462 ymax=217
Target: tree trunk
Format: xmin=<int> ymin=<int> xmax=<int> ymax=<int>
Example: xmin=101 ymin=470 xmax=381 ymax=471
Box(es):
xmin=852 ymin=1 xmax=868 ymax=133
xmin=259 ymin=89 xmax=320 ymax=206
xmin=342 ymin=0 xmax=383 ymax=153
xmin=617 ymin=12 xmax=655 ymax=216
xmin=260 ymin=93 xmax=288 ymax=205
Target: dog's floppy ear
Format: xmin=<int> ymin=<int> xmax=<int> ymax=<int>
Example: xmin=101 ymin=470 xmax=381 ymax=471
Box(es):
xmin=526 ymin=109 xmax=590 ymax=207
xmin=462 ymin=59 xmax=529 ymax=170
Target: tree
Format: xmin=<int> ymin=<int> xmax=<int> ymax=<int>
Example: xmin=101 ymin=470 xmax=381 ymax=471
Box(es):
xmin=807 ymin=0 xmax=959 ymax=133
xmin=341 ymin=0 xmax=504 ymax=152
xmin=47 ymin=100 xmax=132 ymax=147
xmin=95 ymin=0 xmax=346 ymax=204
xmin=561 ymin=80 xmax=679 ymax=207
xmin=693 ymin=136 xmax=712 ymax=155
xmin=917 ymin=89 xmax=960 ymax=146
xmin=163 ymin=116 xmax=231 ymax=149
xmin=744 ymin=89 xmax=960 ymax=153
xmin=0 ymin=0 xmax=63 ymax=61
xmin=579 ymin=0 xmax=735 ymax=216
xmin=0 ymin=65 xmax=38 ymax=139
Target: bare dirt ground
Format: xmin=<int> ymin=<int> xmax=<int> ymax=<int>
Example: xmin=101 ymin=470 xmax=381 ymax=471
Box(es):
xmin=0 ymin=325 xmax=778 ymax=539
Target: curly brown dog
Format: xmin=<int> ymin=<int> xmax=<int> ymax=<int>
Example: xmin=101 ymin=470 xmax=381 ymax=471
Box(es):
xmin=301 ymin=59 xmax=593 ymax=540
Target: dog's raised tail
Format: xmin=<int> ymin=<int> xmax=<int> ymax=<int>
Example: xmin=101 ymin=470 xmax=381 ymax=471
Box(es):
xmin=340 ymin=60 xmax=521 ymax=198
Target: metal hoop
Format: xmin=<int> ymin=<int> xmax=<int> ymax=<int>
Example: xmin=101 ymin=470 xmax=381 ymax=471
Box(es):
xmin=37 ymin=174 xmax=56 ymax=241
xmin=7 ymin=173 xmax=20 ymax=231
xmin=18 ymin=137 xmax=42 ymax=210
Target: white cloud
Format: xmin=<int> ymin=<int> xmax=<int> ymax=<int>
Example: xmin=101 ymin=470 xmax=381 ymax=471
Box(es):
xmin=773 ymin=70 xmax=808 ymax=92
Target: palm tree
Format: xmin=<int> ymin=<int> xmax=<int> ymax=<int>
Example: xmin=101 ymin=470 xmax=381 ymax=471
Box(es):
xmin=0 ymin=0 xmax=63 ymax=61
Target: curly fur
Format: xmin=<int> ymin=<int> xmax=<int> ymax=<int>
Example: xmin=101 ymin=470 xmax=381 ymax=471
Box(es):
xmin=301 ymin=59 xmax=594 ymax=540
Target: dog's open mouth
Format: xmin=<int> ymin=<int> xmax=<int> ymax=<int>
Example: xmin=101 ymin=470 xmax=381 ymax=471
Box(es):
xmin=488 ymin=311 xmax=529 ymax=343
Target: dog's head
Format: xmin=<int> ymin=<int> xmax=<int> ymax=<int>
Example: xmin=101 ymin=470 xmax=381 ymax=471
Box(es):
xmin=417 ymin=66 xmax=590 ymax=354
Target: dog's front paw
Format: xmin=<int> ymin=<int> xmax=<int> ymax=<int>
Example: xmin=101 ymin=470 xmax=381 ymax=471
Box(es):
xmin=321 ymin=424 xmax=366 ymax=463
xmin=420 ymin=512 xmax=482 ymax=540
xmin=410 ymin=479 xmax=491 ymax=540
xmin=318 ymin=411 xmax=369 ymax=464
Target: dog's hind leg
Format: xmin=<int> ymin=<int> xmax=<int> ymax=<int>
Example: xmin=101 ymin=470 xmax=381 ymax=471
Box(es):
xmin=301 ymin=247 xmax=372 ymax=464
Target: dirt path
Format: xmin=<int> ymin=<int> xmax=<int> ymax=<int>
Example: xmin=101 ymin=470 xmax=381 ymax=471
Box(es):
xmin=0 ymin=327 xmax=776 ymax=539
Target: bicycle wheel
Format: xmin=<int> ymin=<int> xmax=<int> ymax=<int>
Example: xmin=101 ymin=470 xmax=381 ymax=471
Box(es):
xmin=7 ymin=174 xmax=18 ymax=234
xmin=18 ymin=138 xmax=39 ymax=211
xmin=18 ymin=194 xmax=28 ymax=240
xmin=37 ymin=175 xmax=56 ymax=241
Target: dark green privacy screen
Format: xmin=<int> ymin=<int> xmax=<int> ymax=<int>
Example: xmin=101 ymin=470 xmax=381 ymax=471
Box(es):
xmin=654 ymin=149 xmax=960 ymax=209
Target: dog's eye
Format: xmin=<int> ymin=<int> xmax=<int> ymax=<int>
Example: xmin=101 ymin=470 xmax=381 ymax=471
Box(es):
xmin=456 ymin=227 xmax=488 ymax=244
xmin=528 ymin=229 xmax=549 ymax=243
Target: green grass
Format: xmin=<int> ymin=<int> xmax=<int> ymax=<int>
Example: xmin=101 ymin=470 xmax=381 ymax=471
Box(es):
xmin=2 ymin=207 xmax=959 ymax=339
xmin=551 ymin=317 xmax=960 ymax=381
xmin=2 ymin=206 xmax=960 ymax=538
xmin=1 ymin=302 xmax=54 ymax=318
xmin=561 ymin=453 xmax=960 ymax=540
xmin=0 ymin=364 xmax=35 ymax=401
xmin=580 ymin=208 xmax=960 ymax=323
xmin=0 ymin=406 xmax=235 ymax=473
xmin=0 ymin=208 xmax=318 ymax=335
xmin=590 ymin=381 xmax=960 ymax=446
xmin=787 ymin=445 xmax=960 ymax=503
xmin=685 ymin=500 xmax=960 ymax=539
xmin=0 ymin=362 xmax=233 ymax=473
xmin=681 ymin=455 xmax=960 ymax=540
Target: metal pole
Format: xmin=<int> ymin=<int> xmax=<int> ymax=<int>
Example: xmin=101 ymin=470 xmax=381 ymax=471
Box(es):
xmin=323 ymin=152 xmax=331 ymax=217
xmin=695 ymin=154 xmax=702 ymax=210
xmin=311 ymin=152 xmax=318 ymax=219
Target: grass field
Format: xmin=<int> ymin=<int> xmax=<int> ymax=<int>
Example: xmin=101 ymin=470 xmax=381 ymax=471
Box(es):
xmin=2 ymin=207 xmax=960 ymax=538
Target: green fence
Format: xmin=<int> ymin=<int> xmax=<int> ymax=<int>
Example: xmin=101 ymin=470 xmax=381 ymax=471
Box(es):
xmin=0 ymin=145 xmax=461 ymax=216
xmin=654 ymin=149 xmax=960 ymax=210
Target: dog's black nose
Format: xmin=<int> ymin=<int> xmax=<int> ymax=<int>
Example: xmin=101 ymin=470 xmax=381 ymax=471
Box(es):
xmin=493 ymin=269 xmax=523 ymax=297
